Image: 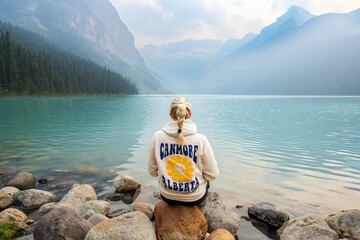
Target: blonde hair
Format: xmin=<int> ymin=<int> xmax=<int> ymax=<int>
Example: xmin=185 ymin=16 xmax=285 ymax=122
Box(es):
xmin=170 ymin=97 xmax=191 ymax=145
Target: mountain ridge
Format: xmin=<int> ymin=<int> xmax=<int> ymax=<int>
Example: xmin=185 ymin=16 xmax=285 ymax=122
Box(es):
xmin=0 ymin=0 xmax=167 ymax=94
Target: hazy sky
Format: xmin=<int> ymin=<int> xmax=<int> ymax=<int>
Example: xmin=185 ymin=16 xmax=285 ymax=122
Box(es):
xmin=110 ymin=0 xmax=360 ymax=48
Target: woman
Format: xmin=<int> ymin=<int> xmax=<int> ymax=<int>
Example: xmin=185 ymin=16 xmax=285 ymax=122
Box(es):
xmin=148 ymin=96 xmax=219 ymax=206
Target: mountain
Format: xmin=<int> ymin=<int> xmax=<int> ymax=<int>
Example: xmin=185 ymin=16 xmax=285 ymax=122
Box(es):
xmin=139 ymin=34 xmax=257 ymax=93
xmin=139 ymin=6 xmax=314 ymax=94
xmin=230 ymin=5 xmax=314 ymax=57
xmin=0 ymin=21 xmax=138 ymax=95
xmin=140 ymin=39 xmax=222 ymax=93
xmin=199 ymin=11 xmax=360 ymax=94
xmin=0 ymin=0 xmax=166 ymax=93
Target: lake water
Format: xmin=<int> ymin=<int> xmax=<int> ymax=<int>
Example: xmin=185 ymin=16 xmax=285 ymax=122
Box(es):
xmin=1 ymin=95 xmax=360 ymax=217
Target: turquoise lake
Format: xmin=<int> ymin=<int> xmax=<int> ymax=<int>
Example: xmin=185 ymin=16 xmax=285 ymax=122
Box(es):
xmin=0 ymin=95 xmax=359 ymax=215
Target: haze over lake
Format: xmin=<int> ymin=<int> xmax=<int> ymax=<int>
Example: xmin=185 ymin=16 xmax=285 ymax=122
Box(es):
xmin=1 ymin=95 xmax=359 ymax=215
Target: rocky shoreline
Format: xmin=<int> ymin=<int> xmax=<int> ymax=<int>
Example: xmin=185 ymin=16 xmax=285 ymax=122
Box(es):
xmin=0 ymin=170 xmax=359 ymax=240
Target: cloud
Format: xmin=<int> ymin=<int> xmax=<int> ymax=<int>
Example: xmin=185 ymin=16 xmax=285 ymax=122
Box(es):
xmin=110 ymin=0 xmax=360 ymax=47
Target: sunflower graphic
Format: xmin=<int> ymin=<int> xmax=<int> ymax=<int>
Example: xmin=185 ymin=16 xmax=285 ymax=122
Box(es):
xmin=166 ymin=155 xmax=194 ymax=182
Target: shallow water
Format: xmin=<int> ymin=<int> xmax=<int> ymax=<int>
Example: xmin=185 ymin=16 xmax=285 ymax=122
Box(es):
xmin=1 ymin=95 xmax=360 ymax=227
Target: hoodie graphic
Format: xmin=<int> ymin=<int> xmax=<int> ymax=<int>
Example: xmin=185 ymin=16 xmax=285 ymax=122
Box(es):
xmin=148 ymin=119 xmax=219 ymax=202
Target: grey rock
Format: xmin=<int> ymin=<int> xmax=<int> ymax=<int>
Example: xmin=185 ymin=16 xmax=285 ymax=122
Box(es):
xmin=82 ymin=209 xmax=96 ymax=220
xmin=16 ymin=189 xmax=56 ymax=209
xmin=85 ymin=211 xmax=156 ymax=240
xmin=114 ymin=175 xmax=141 ymax=193
xmin=0 ymin=186 xmax=21 ymax=197
xmin=198 ymin=191 xmax=226 ymax=214
xmin=325 ymin=209 xmax=360 ymax=239
xmin=38 ymin=203 xmax=56 ymax=216
xmin=248 ymin=202 xmax=290 ymax=228
xmin=88 ymin=213 xmax=109 ymax=226
xmin=107 ymin=204 xmax=130 ymax=218
xmin=55 ymin=184 xmax=97 ymax=209
xmin=33 ymin=207 xmax=93 ymax=240
xmin=153 ymin=190 xmax=161 ymax=200
xmin=5 ymin=172 xmax=36 ymax=190
xmin=75 ymin=200 xmax=111 ymax=219
xmin=206 ymin=209 xmax=240 ymax=236
xmin=278 ymin=215 xmax=338 ymax=240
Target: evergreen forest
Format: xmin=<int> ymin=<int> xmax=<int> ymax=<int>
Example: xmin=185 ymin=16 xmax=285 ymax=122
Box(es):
xmin=0 ymin=21 xmax=138 ymax=95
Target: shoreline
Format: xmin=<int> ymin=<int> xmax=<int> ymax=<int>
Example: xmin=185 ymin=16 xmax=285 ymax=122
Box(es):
xmin=1 ymin=168 xmax=358 ymax=240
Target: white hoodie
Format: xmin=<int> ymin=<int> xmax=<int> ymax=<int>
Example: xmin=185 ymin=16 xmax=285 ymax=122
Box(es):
xmin=148 ymin=119 xmax=219 ymax=202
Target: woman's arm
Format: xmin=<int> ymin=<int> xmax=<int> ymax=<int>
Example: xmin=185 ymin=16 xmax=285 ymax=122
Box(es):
xmin=201 ymin=138 xmax=219 ymax=181
xmin=148 ymin=135 xmax=159 ymax=177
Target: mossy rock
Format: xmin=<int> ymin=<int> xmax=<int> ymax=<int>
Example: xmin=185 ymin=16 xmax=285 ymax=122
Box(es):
xmin=0 ymin=221 xmax=24 ymax=240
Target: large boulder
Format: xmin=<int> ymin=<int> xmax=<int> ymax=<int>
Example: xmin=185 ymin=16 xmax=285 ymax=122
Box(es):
xmin=325 ymin=209 xmax=360 ymax=239
xmin=248 ymin=202 xmax=290 ymax=228
xmin=55 ymin=184 xmax=97 ymax=209
xmin=277 ymin=215 xmax=338 ymax=240
xmin=75 ymin=200 xmax=111 ymax=219
xmin=0 ymin=208 xmax=30 ymax=232
xmin=206 ymin=209 xmax=240 ymax=236
xmin=207 ymin=228 xmax=236 ymax=240
xmin=114 ymin=175 xmax=141 ymax=193
xmin=0 ymin=192 xmax=14 ymax=209
xmin=133 ymin=202 xmax=153 ymax=220
xmin=154 ymin=200 xmax=207 ymax=240
xmin=85 ymin=211 xmax=156 ymax=240
xmin=33 ymin=207 xmax=93 ymax=240
xmin=5 ymin=172 xmax=36 ymax=190
xmin=16 ymin=189 xmax=56 ymax=209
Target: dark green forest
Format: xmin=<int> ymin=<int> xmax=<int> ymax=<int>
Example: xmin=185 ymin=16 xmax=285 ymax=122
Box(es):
xmin=0 ymin=21 xmax=138 ymax=95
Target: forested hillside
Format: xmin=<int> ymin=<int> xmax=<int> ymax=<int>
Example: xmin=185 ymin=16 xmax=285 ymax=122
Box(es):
xmin=0 ymin=0 xmax=167 ymax=94
xmin=0 ymin=21 xmax=137 ymax=95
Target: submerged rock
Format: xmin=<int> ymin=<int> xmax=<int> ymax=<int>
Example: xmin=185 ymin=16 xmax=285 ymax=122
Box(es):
xmin=5 ymin=172 xmax=36 ymax=190
xmin=85 ymin=211 xmax=156 ymax=240
xmin=206 ymin=209 xmax=240 ymax=236
xmin=107 ymin=188 xmax=141 ymax=204
xmin=16 ymin=189 xmax=56 ymax=209
xmin=248 ymin=202 xmax=290 ymax=228
xmin=79 ymin=167 xmax=100 ymax=174
xmin=207 ymin=228 xmax=236 ymax=240
xmin=49 ymin=180 xmax=77 ymax=190
xmin=325 ymin=209 xmax=360 ymax=239
xmin=277 ymin=215 xmax=338 ymax=240
xmin=114 ymin=175 xmax=141 ymax=193
xmin=33 ymin=207 xmax=93 ymax=240
xmin=133 ymin=202 xmax=153 ymax=220
xmin=55 ymin=184 xmax=96 ymax=209
xmin=154 ymin=200 xmax=207 ymax=240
